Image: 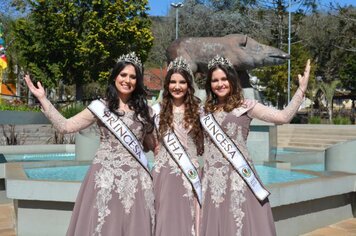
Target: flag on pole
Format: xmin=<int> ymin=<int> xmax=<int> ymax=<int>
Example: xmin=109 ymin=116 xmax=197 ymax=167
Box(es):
xmin=0 ymin=54 xmax=7 ymax=69
xmin=0 ymin=23 xmax=7 ymax=70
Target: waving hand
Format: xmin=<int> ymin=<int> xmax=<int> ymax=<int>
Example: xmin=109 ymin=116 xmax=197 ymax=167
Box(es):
xmin=24 ymin=74 xmax=46 ymax=100
xmin=298 ymin=59 xmax=311 ymax=93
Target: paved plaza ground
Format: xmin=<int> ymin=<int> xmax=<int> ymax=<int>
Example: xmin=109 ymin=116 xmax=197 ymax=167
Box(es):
xmin=0 ymin=201 xmax=355 ymax=235
xmin=0 ymin=203 xmax=15 ymax=236
xmin=302 ymin=218 xmax=356 ymax=235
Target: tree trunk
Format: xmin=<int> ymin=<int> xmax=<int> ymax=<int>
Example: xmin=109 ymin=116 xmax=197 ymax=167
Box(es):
xmin=328 ymin=105 xmax=333 ymax=124
xmin=58 ymin=80 xmax=64 ymax=102
xmin=352 ymin=99 xmax=355 ymax=124
xmin=76 ymin=83 xmax=83 ymax=101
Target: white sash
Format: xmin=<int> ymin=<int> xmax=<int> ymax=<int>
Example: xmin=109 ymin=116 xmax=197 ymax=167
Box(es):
xmin=201 ymin=113 xmax=270 ymax=201
xmin=152 ymin=103 xmax=202 ymax=205
xmin=88 ymin=100 xmax=150 ymax=175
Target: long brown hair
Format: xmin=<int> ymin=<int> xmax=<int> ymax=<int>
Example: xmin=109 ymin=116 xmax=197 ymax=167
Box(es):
xmin=204 ymin=64 xmax=244 ymax=113
xmin=159 ymin=68 xmax=203 ymax=155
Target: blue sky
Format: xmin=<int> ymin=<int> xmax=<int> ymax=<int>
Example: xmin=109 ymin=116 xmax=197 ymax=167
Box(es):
xmin=147 ymin=0 xmax=355 ymax=16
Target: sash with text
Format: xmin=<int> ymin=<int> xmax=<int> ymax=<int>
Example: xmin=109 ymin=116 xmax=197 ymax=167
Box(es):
xmin=153 ymin=104 xmax=202 ymax=205
xmin=88 ymin=100 xmax=150 ymax=176
xmin=201 ymin=113 xmax=270 ymax=201
xmin=162 ymin=130 xmax=202 ymax=205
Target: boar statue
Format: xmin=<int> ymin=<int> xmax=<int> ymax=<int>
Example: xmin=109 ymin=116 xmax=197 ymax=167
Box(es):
xmin=166 ymin=34 xmax=289 ymax=90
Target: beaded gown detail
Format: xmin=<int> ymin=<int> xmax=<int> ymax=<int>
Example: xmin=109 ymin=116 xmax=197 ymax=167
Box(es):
xmin=42 ymin=102 xmax=155 ymax=236
xmin=200 ymin=90 xmax=305 ymax=236
xmin=153 ymin=112 xmax=200 ymax=236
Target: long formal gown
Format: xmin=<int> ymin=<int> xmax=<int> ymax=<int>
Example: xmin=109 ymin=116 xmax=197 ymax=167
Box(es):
xmin=153 ymin=112 xmax=201 ymax=236
xmin=42 ymin=101 xmax=155 ymax=236
xmin=200 ymin=89 xmax=305 ymax=236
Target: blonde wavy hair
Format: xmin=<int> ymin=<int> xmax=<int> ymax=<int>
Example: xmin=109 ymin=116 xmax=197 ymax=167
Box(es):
xmin=204 ymin=64 xmax=244 ymax=113
xmin=158 ymin=68 xmax=203 ymax=155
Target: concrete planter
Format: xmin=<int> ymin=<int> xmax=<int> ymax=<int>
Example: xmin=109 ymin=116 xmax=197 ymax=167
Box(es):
xmin=0 ymin=111 xmax=50 ymax=125
xmin=75 ymin=131 xmax=100 ymax=161
xmin=325 ymin=139 xmax=356 ymax=173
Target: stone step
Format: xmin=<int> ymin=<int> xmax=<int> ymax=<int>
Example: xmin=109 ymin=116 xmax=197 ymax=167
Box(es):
xmin=278 ymin=136 xmax=345 ymax=141
xmin=278 ymin=135 xmax=356 ymax=141
xmin=276 ymin=124 xmax=356 ymax=150
xmin=278 ymin=143 xmax=336 ymax=150
xmin=278 ymin=125 xmax=356 ymax=129
xmin=283 ymin=142 xmax=331 ymax=149
xmin=278 ymin=126 xmax=356 ymax=130
xmin=278 ymin=129 xmax=356 ymax=135
xmin=278 ymin=143 xmax=329 ymax=150
xmin=278 ymin=142 xmax=345 ymax=148
xmin=277 ymin=131 xmax=356 ymax=139
xmin=278 ymin=133 xmax=352 ymax=138
xmin=278 ymin=137 xmax=349 ymax=143
xmin=278 ymin=124 xmax=356 ymax=129
xmin=278 ymin=138 xmax=354 ymax=144
xmin=277 ymin=145 xmax=326 ymax=151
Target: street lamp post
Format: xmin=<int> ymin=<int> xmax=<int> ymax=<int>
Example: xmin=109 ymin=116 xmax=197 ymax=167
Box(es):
xmin=171 ymin=2 xmax=184 ymax=40
xmin=287 ymin=0 xmax=291 ymax=103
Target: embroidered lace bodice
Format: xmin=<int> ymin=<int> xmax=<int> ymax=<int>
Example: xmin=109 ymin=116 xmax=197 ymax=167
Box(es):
xmin=202 ymin=89 xmax=305 ymax=235
xmin=92 ymin=110 xmax=154 ymax=234
xmin=41 ymin=100 xmax=155 ymax=236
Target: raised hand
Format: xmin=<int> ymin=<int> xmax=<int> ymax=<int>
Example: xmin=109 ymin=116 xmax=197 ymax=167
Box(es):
xmin=24 ymin=74 xmax=46 ymax=100
xmin=298 ymin=59 xmax=311 ymax=93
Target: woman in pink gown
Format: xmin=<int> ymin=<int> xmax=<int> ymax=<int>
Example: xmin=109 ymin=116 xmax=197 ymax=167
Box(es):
xmin=200 ymin=55 xmax=311 ymax=236
xmin=152 ymin=57 xmax=203 ymax=236
xmin=24 ymin=52 xmax=156 ymax=236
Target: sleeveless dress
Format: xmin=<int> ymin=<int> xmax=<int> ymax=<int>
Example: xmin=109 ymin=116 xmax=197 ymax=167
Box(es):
xmin=153 ymin=112 xmax=201 ymax=236
xmin=42 ymin=101 xmax=155 ymax=236
xmin=200 ymin=89 xmax=305 ymax=236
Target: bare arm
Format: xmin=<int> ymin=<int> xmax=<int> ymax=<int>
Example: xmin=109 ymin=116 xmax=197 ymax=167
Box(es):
xmin=248 ymin=59 xmax=311 ymax=124
xmin=24 ymin=74 xmax=96 ymax=133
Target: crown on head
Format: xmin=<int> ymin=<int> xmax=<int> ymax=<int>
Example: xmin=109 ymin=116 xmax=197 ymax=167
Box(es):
xmin=167 ymin=56 xmax=194 ymax=77
xmin=117 ymin=52 xmax=142 ymax=72
xmin=208 ymin=55 xmax=233 ymax=70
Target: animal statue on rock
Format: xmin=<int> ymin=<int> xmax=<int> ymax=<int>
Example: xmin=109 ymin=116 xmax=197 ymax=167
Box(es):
xmin=166 ymin=34 xmax=290 ymax=88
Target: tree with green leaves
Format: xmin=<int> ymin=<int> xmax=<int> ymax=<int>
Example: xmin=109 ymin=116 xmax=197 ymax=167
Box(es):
xmin=334 ymin=6 xmax=356 ymax=96
xmin=298 ymin=6 xmax=355 ymax=118
xmin=10 ymin=0 xmax=153 ymax=100
xmin=252 ymin=43 xmax=315 ymax=108
xmin=299 ymin=6 xmax=355 ymax=82
xmin=146 ymin=16 xmax=174 ymax=68
xmin=318 ymin=80 xmax=340 ymax=123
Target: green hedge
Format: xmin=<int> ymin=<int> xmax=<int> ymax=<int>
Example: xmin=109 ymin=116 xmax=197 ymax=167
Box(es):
xmin=0 ymin=103 xmax=40 ymax=112
xmin=308 ymin=116 xmax=321 ymax=124
xmin=60 ymin=102 xmax=85 ymax=118
xmin=332 ymin=116 xmax=351 ymax=125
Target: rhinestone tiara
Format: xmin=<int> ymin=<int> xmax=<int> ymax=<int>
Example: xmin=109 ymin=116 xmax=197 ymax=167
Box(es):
xmin=117 ymin=52 xmax=142 ymax=72
xmin=167 ymin=56 xmax=194 ymax=77
xmin=207 ymin=55 xmax=233 ymax=70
